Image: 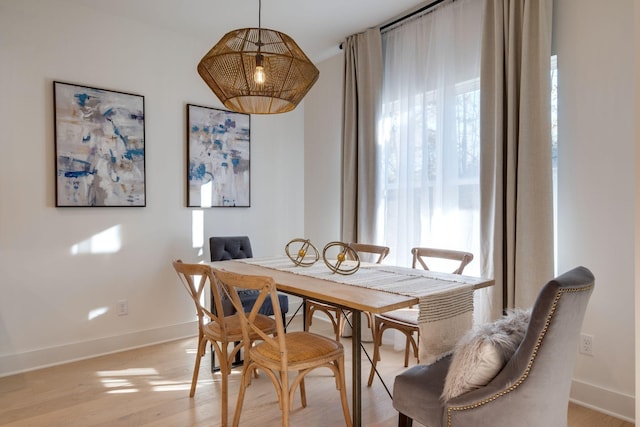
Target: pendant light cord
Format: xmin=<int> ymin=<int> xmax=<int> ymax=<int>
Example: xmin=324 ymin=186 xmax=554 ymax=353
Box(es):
xmin=257 ymin=0 xmax=262 ymax=47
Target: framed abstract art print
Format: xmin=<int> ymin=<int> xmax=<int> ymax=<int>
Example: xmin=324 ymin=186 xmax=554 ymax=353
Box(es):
xmin=187 ymin=104 xmax=250 ymax=207
xmin=54 ymin=81 xmax=146 ymax=207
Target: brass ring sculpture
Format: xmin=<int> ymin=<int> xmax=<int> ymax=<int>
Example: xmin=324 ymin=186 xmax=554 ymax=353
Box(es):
xmin=285 ymin=238 xmax=319 ymax=267
xmin=322 ymin=241 xmax=360 ymax=275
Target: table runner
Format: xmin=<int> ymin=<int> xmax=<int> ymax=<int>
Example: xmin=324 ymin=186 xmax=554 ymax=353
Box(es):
xmin=240 ymin=256 xmax=474 ymax=364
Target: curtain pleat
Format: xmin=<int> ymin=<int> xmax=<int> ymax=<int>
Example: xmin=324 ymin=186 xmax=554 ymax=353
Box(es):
xmin=341 ymin=28 xmax=383 ymax=243
xmin=480 ymin=0 xmax=554 ymax=314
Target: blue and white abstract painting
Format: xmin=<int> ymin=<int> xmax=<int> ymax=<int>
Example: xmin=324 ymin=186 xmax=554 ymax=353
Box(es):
xmin=187 ymin=104 xmax=250 ymax=207
xmin=54 ymin=82 xmax=145 ymax=207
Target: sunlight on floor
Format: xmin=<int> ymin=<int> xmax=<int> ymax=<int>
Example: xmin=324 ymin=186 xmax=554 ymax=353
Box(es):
xmin=97 ymin=368 xmax=158 ymax=377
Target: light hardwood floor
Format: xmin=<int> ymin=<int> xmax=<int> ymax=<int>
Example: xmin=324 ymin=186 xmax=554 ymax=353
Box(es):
xmin=0 ymin=316 xmax=634 ymax=427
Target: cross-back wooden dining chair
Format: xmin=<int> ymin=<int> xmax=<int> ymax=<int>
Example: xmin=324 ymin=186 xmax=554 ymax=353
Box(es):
xmin=411 ymin=247 xmax=474 ymax=274
xmin=367 ymin=247 xmax=474 ymax=387
xmin=172 ymin=260 xmax=277 ymax=427
xmin=304 ymin=242 xmax=390 ymax=341
xmin=209 ymin=236 xmax=289 ymax=372
xmin=212 ymin=268 xmax=352 ymax=427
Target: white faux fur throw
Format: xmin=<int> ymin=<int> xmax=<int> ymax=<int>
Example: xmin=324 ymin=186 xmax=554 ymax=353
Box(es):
xmin=442 ymin=308 xmax=531 ymax=401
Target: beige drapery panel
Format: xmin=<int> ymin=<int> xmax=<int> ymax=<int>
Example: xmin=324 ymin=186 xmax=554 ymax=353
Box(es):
xmin=341 ymin=28 xmax=383 ymax=243
xmin=479 ymin=0 xmax=554 ymax=314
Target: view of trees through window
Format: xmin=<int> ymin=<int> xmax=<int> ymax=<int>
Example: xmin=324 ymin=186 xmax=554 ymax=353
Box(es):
xmin=378 ymin=55 xmax=558 ymax=272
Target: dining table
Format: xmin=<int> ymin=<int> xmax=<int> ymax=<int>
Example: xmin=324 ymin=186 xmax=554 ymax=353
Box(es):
xmin=210 ymin=256 xmax=493 ymax=427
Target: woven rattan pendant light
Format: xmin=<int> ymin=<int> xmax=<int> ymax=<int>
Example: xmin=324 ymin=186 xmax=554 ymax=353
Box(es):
xmin=197 ymin=0 xmax=319 ymax=114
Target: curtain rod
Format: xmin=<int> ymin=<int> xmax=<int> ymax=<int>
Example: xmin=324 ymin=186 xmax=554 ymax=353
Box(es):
xmin=339 ymin=0 xmax=449 ymax=49
xmin=380 ymin=0 xmax=449 ymax=31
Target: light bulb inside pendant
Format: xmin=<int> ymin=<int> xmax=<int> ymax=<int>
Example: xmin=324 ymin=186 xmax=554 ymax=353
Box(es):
xmin=254 ymin=53 xmax=265 ymax=84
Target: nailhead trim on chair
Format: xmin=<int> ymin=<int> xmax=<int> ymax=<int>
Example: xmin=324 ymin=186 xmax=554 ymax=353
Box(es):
xmin=445 ymin=285 xmax=594 ymax=427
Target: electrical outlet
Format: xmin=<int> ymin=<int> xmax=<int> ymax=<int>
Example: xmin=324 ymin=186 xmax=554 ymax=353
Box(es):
xmin=117 ymin=299 xmax=128 ymax=316
xmin=579 ymin=333 xmax=593 ymax=356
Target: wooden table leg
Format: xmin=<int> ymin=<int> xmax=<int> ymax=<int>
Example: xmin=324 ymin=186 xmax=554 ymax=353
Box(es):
xmin=352 ymin=309 xmax=362 ymax=427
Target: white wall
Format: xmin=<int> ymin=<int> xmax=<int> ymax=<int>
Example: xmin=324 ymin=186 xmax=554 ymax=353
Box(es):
xmin=555 ymin=0 xmax=635 ymax=421
xmin=0 ymin=0 xmax=304 ymax=375
xmin=304 ymin=54 xmax=344 ymax=245
xmin=303 ymin=0 xmax=636 ymax=421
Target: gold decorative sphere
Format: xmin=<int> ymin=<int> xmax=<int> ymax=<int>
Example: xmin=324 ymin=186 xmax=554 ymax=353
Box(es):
xmin=286 ymin=238 xmax=319 ymax=267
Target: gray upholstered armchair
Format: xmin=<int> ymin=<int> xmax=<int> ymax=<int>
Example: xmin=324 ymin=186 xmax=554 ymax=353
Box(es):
xmin=392 ymin=266 xmax=594 ymax=427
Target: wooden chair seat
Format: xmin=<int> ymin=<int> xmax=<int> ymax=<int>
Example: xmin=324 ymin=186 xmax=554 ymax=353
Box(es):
xmin=205 ymin=313 xmax=276 ymax=340
xmin=252 ymin=331 xmax=343 ymax=364
xmin=379 ymin=307 xmax=418 ymax=324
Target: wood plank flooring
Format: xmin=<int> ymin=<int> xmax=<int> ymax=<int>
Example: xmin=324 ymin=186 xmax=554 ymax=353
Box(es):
xmin=0 ymin=316 xmax=634 ymax=427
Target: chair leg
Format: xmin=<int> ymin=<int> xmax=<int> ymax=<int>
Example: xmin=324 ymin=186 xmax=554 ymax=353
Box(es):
xmin=337 ymin=356 xmax=353 ymax=427
xmin=211 ymin=342 xmax=215 ymax=372
xmin=299 ymin=375 xmax=307 ymax=407
xmin=233 ymin=363 xmax=252 ymax=427
xmin=219 ymin=342 xmax=230 ymax=427
xmin=280 ymin=370 xmax=291 ymax=427
xmin=398 ymin=412 xmax=413 ymax=427
xmin=404 ymin=335 xmax=411 ymax=367
xmin=367 ymin=318 xmax=382 ymax=387
xmin=304 ymin=304 xmax=313 ymax=331
xmin=338 ymin=311 xmax=347 ymax=340
xmin=191 ymin=337 xmax=207 ymax=397
xmin=334 ymin=309 xmax=342 ymax=341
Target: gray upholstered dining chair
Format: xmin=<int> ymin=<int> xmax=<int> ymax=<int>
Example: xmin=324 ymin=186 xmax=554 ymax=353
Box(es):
xmin=209 ymin=236 xmax=290 ymax=319
xmin=392 ymin=266 xmax=594 ymax=427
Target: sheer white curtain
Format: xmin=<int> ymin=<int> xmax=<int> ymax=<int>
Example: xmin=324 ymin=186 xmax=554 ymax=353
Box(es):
xmin=377 ymin=0 xmax=484 ymax=279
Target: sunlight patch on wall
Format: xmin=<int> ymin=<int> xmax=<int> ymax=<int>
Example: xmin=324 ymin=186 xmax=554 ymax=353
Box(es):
xmin=192 ymin=210 xmax=204 ymax=255
xmin=200 ymin=181 xmax=212 ymax=208
xmin=88 ymin=306 xmax=109 ymax=320
xmin=71 ymin=225 xmax=122 ymax=254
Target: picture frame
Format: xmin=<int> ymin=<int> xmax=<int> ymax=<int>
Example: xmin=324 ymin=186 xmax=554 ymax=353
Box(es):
xmin=187 ymin=104 xmax=250 ymax=207
xmin=54 ymin=81 xmax=146 ymax=207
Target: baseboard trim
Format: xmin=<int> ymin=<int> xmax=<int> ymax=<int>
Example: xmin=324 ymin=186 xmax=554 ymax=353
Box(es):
xmin=571 ymin=378 xmax=635 ymax=423
xmin=0 ymin=321 xmax=197 ymax=378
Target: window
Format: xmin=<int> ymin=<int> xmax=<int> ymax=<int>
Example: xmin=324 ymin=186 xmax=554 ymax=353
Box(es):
xmin=377 ymin=0 xmax=483 ymax=271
